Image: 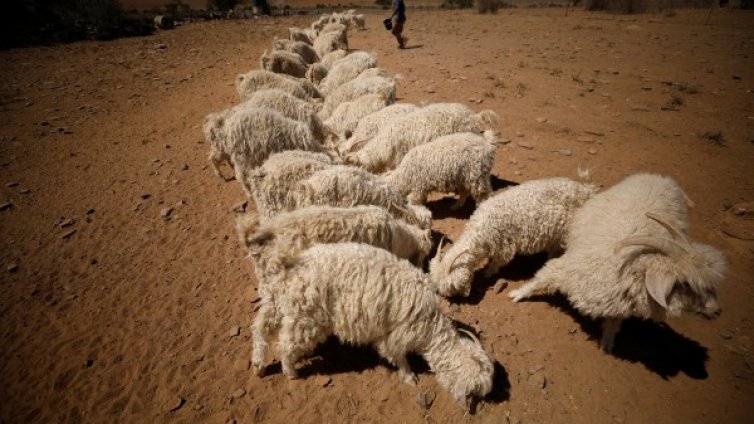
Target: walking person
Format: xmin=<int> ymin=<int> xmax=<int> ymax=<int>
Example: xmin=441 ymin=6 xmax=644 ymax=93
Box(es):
xmin=390 ymin=0 xmax=407 ymax=49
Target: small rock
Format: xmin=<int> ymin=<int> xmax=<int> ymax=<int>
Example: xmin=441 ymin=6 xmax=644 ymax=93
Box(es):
xmin=553 ymin=149 xmax=572 ymax=156
xmin=231 ymin=388 xmax=246 ymax=399
xmin=585 ymin=129 xmax=605 ymax=136
xmin=232 ymin=201 xmax=248 ymax=213
xmin=161 ymin=207 xmax=173 ymax=218
xmin=166 ymin=396 xmax=184 ymax=412
xmin=448 ymin=303 xmax=460 ymax=313
xmin=59 ymin=218 xmax=75 ymax=228
xmin=181 ymin=164 xmax=189 ymax=171
xmin=426 ymin=88 xmax=436 ymax=94
xmin=61 ymin=229 xmax=76 ymax=239
xmin=494 ymin=279 xmax=508 ymax=294
xmin=156 ymin=43 xmax=167 ymax=50
xmin=516 ymin=142 xmax=534 ymax=150
xmin=515 ymin=131 xmax=525 ymax=137
xmin=314 ymin=375 xmax=332 ymax=387
xmin=720 ymin=331 xmax=733 ymax=340
xmin=19 ymin=188 xmax=31 ymax=194
xmin=7 ymin=263 xmax=18 ymax=273
xmin=0 ymin=202 xmax=12 ymax=211
xmin=6 ymin=182 xmax=18 ymax=187
xmin=229 ymin=325 xmax=241 ymax=337
xmin=234 ymin=359 xmax=250 ymax=371
xmin=86 ymin=208 xmax=96 ymax=215
xmin=588 ymin=148 xmax=597 ymax=155
xmin=529 ymin=373 xmax=546 ymax=389
xmin=576 ymin=136 xmax=597 ymax=144
xmin=416 ymin=391 xmax=435 ymax=410
xmin=535 ymin=117 xmax=547 ymax=123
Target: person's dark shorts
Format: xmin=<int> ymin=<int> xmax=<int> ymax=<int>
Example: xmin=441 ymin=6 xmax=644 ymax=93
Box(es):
xmin=391 ymin=19 xmax=405 ymax=36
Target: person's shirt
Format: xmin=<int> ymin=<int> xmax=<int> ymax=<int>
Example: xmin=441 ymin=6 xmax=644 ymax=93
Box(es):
xmin=394 ymin=0 xmax=406 ymax=22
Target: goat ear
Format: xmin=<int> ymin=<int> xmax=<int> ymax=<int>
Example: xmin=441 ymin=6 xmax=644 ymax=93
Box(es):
xmin=645 ymin=269 xmax=676 ymax=309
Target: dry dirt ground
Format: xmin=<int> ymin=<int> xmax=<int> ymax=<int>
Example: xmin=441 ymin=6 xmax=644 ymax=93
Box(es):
xmin=1 ymin=8 xmax=753 ymax=424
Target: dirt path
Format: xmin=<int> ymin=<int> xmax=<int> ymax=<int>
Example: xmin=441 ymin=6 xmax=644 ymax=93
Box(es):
xmin=1 ymin=8 xmax=753 ymax=424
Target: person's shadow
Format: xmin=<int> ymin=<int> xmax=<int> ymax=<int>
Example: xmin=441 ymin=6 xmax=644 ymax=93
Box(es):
xmin=402 ymin=44 xmax=423 ymax=50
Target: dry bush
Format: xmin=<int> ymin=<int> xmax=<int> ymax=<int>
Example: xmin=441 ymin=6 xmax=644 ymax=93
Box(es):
xmin=583 ymin=0 xmax=713 ymax=13
xmin=477 ymin=0 xmax=508 ymax=13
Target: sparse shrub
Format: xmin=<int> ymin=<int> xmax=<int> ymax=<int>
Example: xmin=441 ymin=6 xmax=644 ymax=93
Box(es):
xmin=583 ymin=0 xmax=714 ymax=14
xmin=441 ymin=0 xmax=474 ymax=8
xmin=477 ymin=0 xmax=504 ymax=13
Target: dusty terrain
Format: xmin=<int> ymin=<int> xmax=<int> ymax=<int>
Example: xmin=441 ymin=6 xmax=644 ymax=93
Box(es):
xmin=1 ymin=8 xmax=753 ymax=424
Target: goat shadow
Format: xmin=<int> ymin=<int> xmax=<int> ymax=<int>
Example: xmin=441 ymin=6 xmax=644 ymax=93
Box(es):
xmin=521 ymin=293 xmax=710 ymax=380
xmin=272 ymin=330 xmax=511 ymax=408
xmin=426 ymin=175 xmax=517 ymax=220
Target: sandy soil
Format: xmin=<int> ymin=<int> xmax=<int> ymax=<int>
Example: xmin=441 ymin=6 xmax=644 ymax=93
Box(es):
xmin=1 ymin=8 xmax=753 ymax=424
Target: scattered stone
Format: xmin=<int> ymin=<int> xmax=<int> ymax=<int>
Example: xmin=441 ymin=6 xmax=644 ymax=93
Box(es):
xmin=160 ymin=207 xmax=173 ymax=218
xmin=515 ymin=131 xmax=525 ymax=137
xmin=156 ymin=43 xmax=167 ymax=50
xmin=166 ymin=396 xmax=184 ymax=412
xmin=494 ymin=279 xmax=508 ymax=294
xmin=314 ymin=375 xmax=332 ymax=387
xmin=426 ymin=87 xmax=436 ymax=94
xmin=86 ymin=208 xmax=96 ymax=215
xmin=529 ymin=373 xmax=547 ymax=389
xmin=59 ymin=218 xmax=75 ymax=228
xmin=535 ymin=117 xmax=547 ymax=123
xmin=588 ymin=148 xmax=598 ymax=155
xmin=19 ymin=188 xmax=31 ymax=194
xmin=141 ymin=194 xmax=151 ymax=200
xmin=516 ymin=142 xmax=534 ymax=150
xmin=553 ymin=149 xmax=572 ymax=156
xmin=231 ymin=388 xmax=246 ymax=399
xmin=232 ymin=201 xmax=248 ymax=213
xmin=229 ymin=325 xmax=241 ymax=337
xmin=181 ymin=164 xmax=189 ymax=171
xmin=448 ymin=303 xmax=460 ymax=313
xmin=7 ymin=263 xmax=18 ymax=273
xmin=416 ymin=391 xmax=435 ymax=410
xmin=585 ymin=129 xmax=605 ymax=136
xmin=234 ymin=359 xmax=250 ymax=371
xmin=61 ymin=229 xmax=76 ymax=239
xmin=576 ymin=137 xmax=597 ymax=144
xmin=0 ymin=202 xmax=12 ymax=211
xmin=6 ymin=182 xmax=18 ymax=187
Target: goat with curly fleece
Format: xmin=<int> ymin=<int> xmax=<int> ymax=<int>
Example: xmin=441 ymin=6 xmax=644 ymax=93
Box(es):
xmin=381 ymin=131 xmax=499 ymax=210
xmin=237 ymin=205 xmax=432 ymax=265
xmin=293 ymin=165 xmax=432 ymax=229
xmin=324 ymin=93 xmax=390 ymax=145
xmin=259 ymin=50 xmax=309 ymax=78
xmin=203 ymin=108 xmax=325 ymax=196
xmin=318 ymin=76 xmax=397 ymax=120
xmin=272 ymin=38 xmax=319 ymax=64
xmin=245 ymin=150 xmax=337 ymax=219
xmin=508 ymin=173 xmax=726 ymax=351
xmin=346 ymin=103 xmax=498 ymax=173
xmin=338 ymin=103 xmax=418 ymax=155
xmin=235 ymin=69 xmax=321 ymax=101
xmin=245 ymin=241 xmax=494 ymax=411
xmin=430 ymin=177 xmax=598 ymax=298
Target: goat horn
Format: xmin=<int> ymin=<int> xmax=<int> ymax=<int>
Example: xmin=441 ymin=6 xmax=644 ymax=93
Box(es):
xmin=390 ymin=202 xmax=420 ymax=225
xmin=445 ymin=248 xmax=467 ymax=274
xmin=436 ymin=236 xmax=446 ymax=260
xmin=614 ymin=236 xmax=688 ymax=261
xmin=645 ymin=212 xmax=692 ymax=246
xmin=458 ymin=328 xmax=481 ymax=345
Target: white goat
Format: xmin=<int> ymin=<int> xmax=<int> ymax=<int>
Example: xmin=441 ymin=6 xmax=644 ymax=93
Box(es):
xmin=345 ymin=103 xmax=499 ymax=173
xmin=381 ymin=131 xmax=499 ymax=209
xmin=237 ymin=205 xmax=432 ymax=265
xmin=508 ymin=173 xmax=726 ymax=351
xmin=318 ymin=76 xmax=397 ymax=120
xmin=430 ymin=178 xmax=598 ymax=298
xmin=272 ymin=38 xmax=319 ymax=64
xmin=293 ymin=165 xmax=432 ymax=229
xmin=260 ymin=50 xmax=309 ymax=78
xmin=244 ymin=89 xmax=330 ymax=143
xmin=339 ymin=103 xmax=418 ymax=154
xmin=323 ymin=93 xmax=390 ymax=144
xmin=246 ymin=150 xmax=337 ymax=219
xmin=203 ymin=107 xmax=324 ymax=196
xmin=246 ymin=241 xmax=495 ymax=411
xmin=236 ymin=69 xmax=321 ymax=101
